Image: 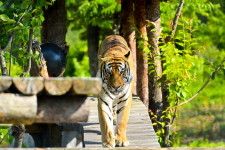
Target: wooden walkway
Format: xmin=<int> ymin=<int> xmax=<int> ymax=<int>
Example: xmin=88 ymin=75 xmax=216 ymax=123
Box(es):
xmin=82 ymin=97 xmax=160 ymax=148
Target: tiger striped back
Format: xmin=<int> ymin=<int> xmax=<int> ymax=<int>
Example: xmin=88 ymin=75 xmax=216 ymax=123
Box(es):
xmin=98 ymin=35 xmax=130 ymax=59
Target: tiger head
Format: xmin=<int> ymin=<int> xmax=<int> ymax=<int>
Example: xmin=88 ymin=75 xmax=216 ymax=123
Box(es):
xmin=99 ymin=51 xmax=132 ymax=95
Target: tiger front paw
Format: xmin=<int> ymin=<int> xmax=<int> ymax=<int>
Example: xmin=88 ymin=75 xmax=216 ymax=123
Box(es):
xmin=102 ymin=131 xmax=115 ymax=148
xmin=102 ymin=138 xmax=115 ymax=148
xmin=115 ymin=136 xmax=129 ymax=147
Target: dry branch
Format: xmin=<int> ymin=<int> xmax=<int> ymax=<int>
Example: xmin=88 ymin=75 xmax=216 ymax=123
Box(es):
xmin=30 ymin=39 xmax=49 ymax=78
xmin=21 ymin=29 xmax=33 ymax=77
xmin=165 ymin=0 xmax=184 ymax=43
xmin=0 ymin=52 xmax=8 ymax=76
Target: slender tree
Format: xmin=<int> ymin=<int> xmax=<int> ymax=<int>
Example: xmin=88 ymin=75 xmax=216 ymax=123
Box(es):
xmin=121 ymin=0 xmax=137 ymax=94
xmin=146 ymin=0 xmax=164 ymax=131
xmin=87 ymin=25 xmax=99 ymax=77
xmin=134 ymin=0 xmax=149 ymax=106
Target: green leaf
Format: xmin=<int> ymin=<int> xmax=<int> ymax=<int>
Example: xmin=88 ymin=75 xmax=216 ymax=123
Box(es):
xmin=177 ymin=81 xmax=181 ymax=86
xmin=4 ymin=19 xmax=16 ymax=24
xmin=39 ymin=15 xmax=45 ymax=22
xmin=8 ymin=26 xmax=20 ymax=32
xmin=169 ymin=84 xmax=176 ymax=91
xmin=161 ymin=129 xmax=165 ymax=134
xmin=152 ymin=123 xmax=157 ymax=126
xmin=177 ymin=92 xmax=181 ymax=98
xmin=210 ymin=71 xmax=215 ymax=80
xmin=181 ymin=90 xmax=187 ymax=98
xmin=32 ymin=8 xmax=39 ymax=14
xmin=0 ymin=14 xmax=10 ymax=21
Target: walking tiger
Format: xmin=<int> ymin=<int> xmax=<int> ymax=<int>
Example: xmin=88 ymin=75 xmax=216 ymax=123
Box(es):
xmin=97 ymin=35 xmax=134 ymax=148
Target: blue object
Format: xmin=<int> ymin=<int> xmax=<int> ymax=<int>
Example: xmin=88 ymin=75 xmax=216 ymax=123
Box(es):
xmin=41 ymin=43 xmax=66 ymax=77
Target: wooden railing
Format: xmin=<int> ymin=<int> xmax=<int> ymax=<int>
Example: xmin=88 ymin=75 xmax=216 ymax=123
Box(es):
xmin=0 ymin=77 xmax=102 ymax=125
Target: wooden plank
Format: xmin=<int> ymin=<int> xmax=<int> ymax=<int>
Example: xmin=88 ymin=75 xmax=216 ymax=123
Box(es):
xmin=82 ymin=97 xmax=160 ymax=148
xmin=12 ymin=77 xmax=44 ymax=95
xmin=71 ymin=77 xmax=102 ymax=95
xmin=35 ymin=95 xmax=90 ymax=123
xmin=0 ymin=76 xmax=12 ymax=92
xmin=2 ymin=148 xmax=225 ymax=150
xmin=44 ymin=78 xmax=72 ymax=95
xmin=0 ymin=93 xmax=37 ymax=124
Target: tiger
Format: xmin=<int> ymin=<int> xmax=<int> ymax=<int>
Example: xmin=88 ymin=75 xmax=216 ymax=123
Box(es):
xmin=97 ymin=35 xmax=134 ymax=148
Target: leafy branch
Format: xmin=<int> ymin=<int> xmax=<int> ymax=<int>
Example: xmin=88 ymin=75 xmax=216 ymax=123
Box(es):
xmin=176 ymin=58 xmax=225 ymax=107
xmin=0 ymin=4 xmax=32 ymax=76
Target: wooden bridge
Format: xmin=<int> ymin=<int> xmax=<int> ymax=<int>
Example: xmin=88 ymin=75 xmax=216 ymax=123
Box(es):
xmin=0 ymin=77 xmax=160 ymax=148
xmin=82 ymin=96 xmax=160 ymax=148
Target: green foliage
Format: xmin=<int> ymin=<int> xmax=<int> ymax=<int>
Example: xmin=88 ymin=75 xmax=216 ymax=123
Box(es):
xmin=0 ymin=0 xmax=54 ymax=76
xmin=67 ymin=0 xmax=120 ymax=29
xmin=0 ymin=0 xmax=54 ymax=146
xmin=66 ymin=0 xmax=120 ymax=41
xmin=172 ymin=58 xmax=225 ymax=146
xmin=161 ymin=0 xmax=225 ymax=147
xmin=161 ymin=18 xmax=199 ymax=105
xmin=174 ymin=138 xmax=225 ymax=147
xmin=64 ymin=28 xmax=90 ymax=77
xmin=64 ymin=0 xmax=121 ymax=77
xmin=0 ymin=126 xmax=13 ymax=147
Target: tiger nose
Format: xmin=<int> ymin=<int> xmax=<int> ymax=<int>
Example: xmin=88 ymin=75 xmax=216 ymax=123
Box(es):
xmin=112 ymin=86 xmax=120 ymax=90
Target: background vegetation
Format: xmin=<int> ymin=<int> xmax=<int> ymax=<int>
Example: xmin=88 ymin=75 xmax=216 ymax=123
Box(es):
xmin=0 ymin=0 xmax=225 ymax=147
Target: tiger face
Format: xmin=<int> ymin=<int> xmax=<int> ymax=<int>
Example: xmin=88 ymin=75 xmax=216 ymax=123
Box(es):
xmin=100 ymin=52 xmax=132 ymax=95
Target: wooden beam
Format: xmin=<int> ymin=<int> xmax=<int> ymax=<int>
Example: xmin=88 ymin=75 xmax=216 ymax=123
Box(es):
xmin=12 ymin=77 xmax=44 ymax=95
xmin=0 ymin=94 xmax=90 ymax=124
xmin=44 ymin=78 xmax=72 ymax=95
xmin=0 ymin=77 xmax=101 ymax=95
xmin=0 ymin=76 xmax=12 ymax=92
xmin=71 ymin=78 xmax=102 ymax=95
xmin=35 ymin=95 xmax=90 ymax=123
xmin=0 ymin=93 xmax=37 ymax=124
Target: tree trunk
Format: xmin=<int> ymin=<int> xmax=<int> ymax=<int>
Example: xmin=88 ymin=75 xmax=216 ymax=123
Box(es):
xmin=87 ymin=25 xmax=99 ymax=77
xmin=121 ymin=0 xmax=137 ymax=94
xmin=134 ymin=0 xmax=149 ymax=106
xmin=146 ymin=0 xmax=164 ymax=139
xmin=41 ymin=0 xmax=68 ymax=54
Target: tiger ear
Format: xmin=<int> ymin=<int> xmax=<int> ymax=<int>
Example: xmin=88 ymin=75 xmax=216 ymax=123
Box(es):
xmin=124 ymin=51 xmax=130 ymax=59
xmin=98 ymin=55 xmax=106 ymax=61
